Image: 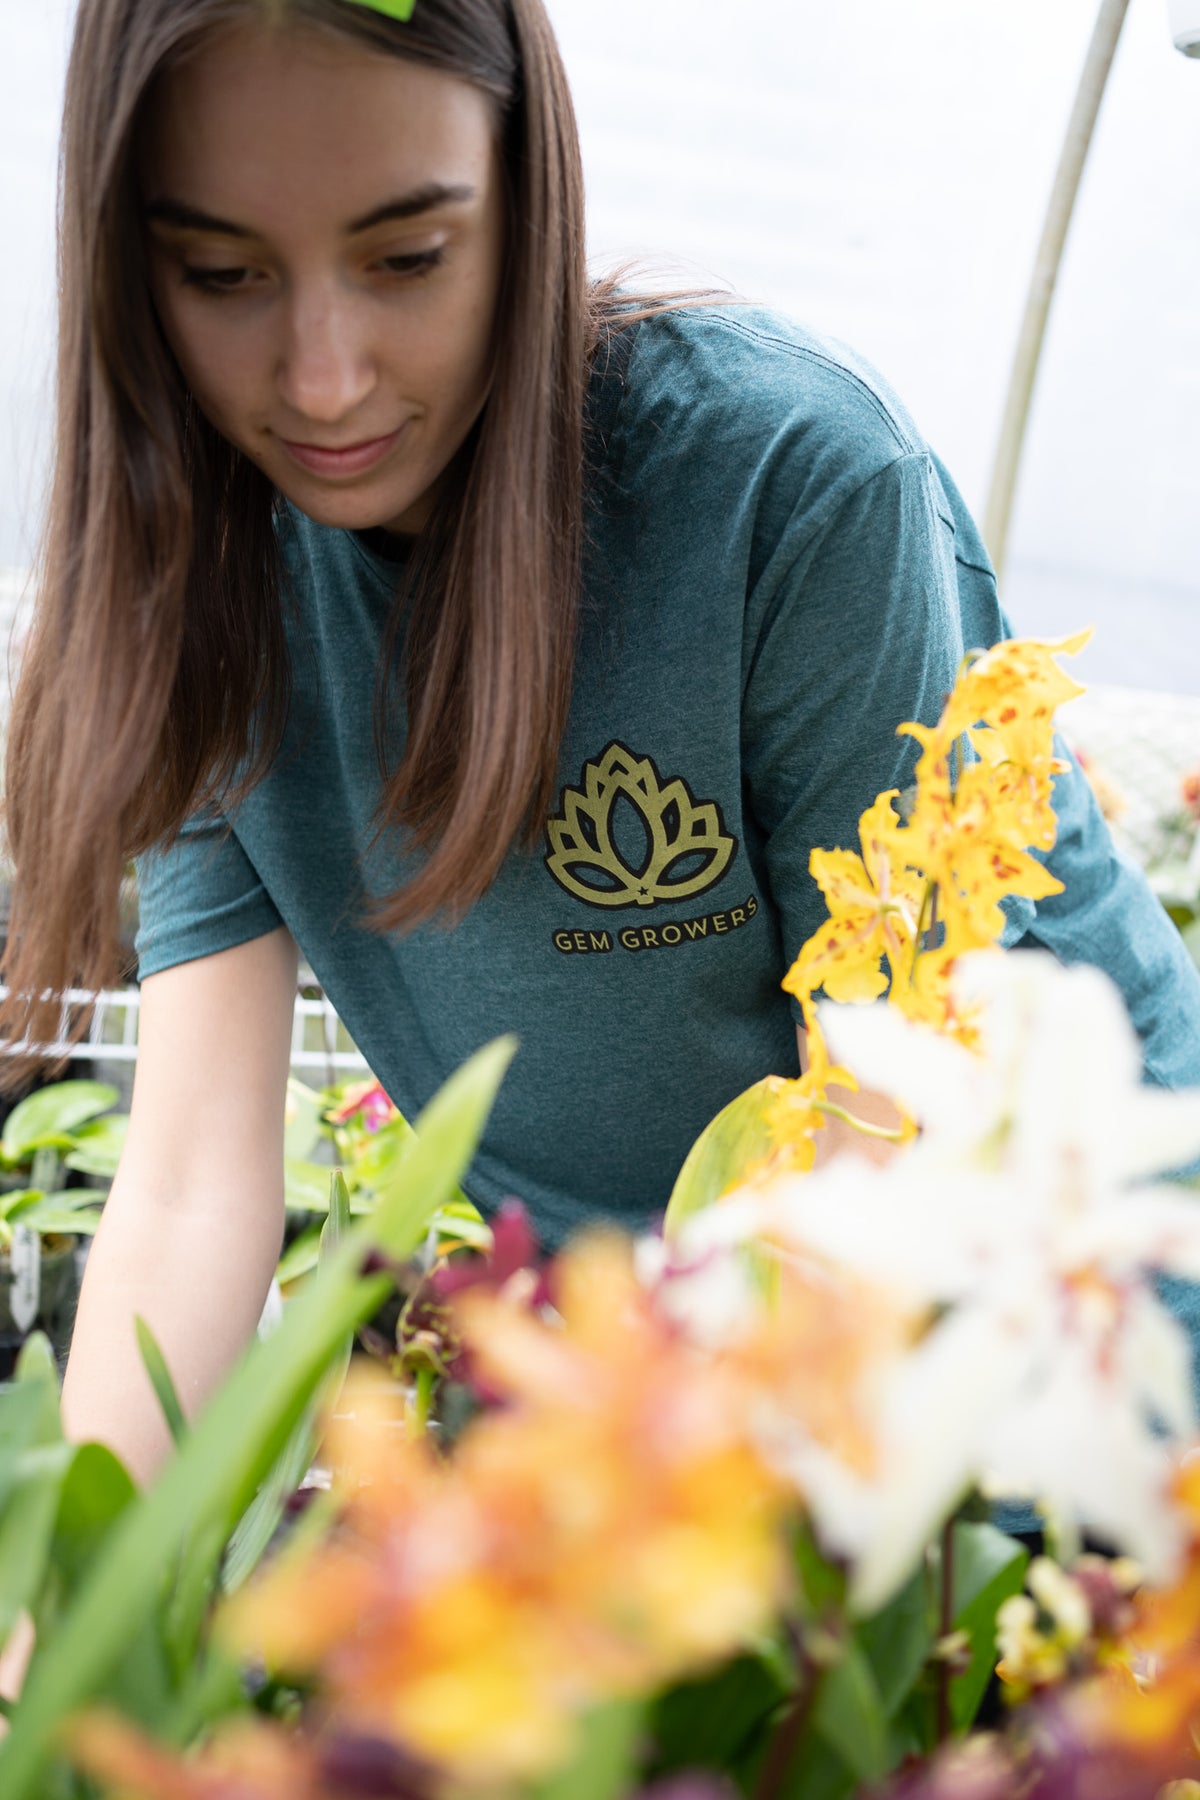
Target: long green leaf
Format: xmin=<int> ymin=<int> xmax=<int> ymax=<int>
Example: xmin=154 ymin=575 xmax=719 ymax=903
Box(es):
xmin=0 ymin=1337 xmax=67 ymax=1641
xmin=134 ymin=1318 xmax=189 ymax=1450
xmin=811 ymin=1639 xmax=889 ymax=1784
xmin=0 ymin=1354 xmax=60 ymax=1501
xmin=857 ymin=1563 xmax=933 ymax=1720
xmin=222 ymin=1169 xmax=356 ymax=1595
xmin=44 ymin=1443 xmax=137 ymax=1602
xmin=275 ymin=1224 xmax=323 ymax=1287
xmin=321 ymin=1169 xmax=351 ymax=1255
xmin=0 ymin=1036 xmax=514 ymax=1799
xmin=6 ymin=1207 xmax=102 ymax=1238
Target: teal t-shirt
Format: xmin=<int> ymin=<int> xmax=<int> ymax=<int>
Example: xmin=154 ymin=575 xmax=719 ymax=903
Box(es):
xmin=136 ymin=306 xmax=1200 ymax=1246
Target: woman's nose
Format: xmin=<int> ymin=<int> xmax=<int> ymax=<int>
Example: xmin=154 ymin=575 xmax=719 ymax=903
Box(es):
xmin=275 ymin=286 xmax=376 ymax=425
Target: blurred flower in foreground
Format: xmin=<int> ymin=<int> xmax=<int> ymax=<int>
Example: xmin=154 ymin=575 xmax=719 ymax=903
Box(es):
xmin=683 ymin=951 xmax=1200 ymax=1611
xmin=220 ymin=1236 xmax=799 ymax=1784
xmin=69 ymin=1711 xmax=433 ymax=1800
xmin=1066 ymin=1461 xmax=1200 ymax=1783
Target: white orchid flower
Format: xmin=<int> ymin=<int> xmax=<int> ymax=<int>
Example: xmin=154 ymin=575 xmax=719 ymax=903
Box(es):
xmin=675 ymin=952 xmax=1200 ymax=1613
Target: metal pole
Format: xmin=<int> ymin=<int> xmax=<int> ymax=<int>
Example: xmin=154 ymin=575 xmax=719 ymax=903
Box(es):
xmin=983 ymin=0 xmax=1133 ymax=584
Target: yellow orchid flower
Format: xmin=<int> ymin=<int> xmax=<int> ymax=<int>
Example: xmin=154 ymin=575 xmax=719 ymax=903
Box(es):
xmin=774 ymin=630 xmax=1089 ymax=1158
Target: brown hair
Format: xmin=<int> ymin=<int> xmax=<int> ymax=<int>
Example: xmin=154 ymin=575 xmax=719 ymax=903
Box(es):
xmin=1 ymin=0 xmax=714 ymax=1067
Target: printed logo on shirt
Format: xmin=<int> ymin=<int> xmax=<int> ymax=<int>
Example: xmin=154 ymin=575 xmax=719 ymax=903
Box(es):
xmin=544 ymin=742 xmax=737 ymax=910
xmin=551 ymin=894 xmax=759 ymax=956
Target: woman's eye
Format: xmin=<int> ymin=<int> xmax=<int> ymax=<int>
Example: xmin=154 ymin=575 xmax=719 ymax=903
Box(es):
xmin=179 ymin=265 xmax=258 ymax=294
xmin=377 ymin=248 xmax=446 ymax=278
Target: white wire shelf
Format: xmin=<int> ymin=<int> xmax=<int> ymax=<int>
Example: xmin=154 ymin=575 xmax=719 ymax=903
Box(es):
xmin=0 ymin=982 xmax=370 ymax=1079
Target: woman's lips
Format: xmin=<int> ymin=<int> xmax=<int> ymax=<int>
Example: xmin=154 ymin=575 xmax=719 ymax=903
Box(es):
xmin=277 ymin=427 xmax=405 ymax=478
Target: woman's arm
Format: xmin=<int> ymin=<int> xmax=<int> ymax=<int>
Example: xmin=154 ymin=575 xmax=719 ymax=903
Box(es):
xmin=60 ymin=927 xmax=299 ymax=1486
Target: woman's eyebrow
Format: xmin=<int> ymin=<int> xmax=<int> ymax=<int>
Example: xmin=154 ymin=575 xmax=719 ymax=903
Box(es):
xmin=144 ymin=182 xmax=478 ymax=238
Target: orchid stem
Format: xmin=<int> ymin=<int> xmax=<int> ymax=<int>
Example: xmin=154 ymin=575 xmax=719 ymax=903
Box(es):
xmin=754 ymin=1636 xmax=821 ymax=1800
xmin=408 ymin=1367 xmax=436 ymax=1437
xmin=936 ymin=1517 xmax=956 ymax=1745
xmin=812 ymin=1100 xmax=907 ymax=1144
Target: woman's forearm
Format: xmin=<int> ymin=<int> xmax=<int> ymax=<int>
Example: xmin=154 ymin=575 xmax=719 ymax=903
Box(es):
xmin=60 ymin=1176 xmax=285 ymax=1487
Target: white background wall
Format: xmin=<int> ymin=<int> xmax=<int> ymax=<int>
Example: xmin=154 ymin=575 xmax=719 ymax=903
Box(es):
xmin=3 ymin=0 xmax=1198 ymax=688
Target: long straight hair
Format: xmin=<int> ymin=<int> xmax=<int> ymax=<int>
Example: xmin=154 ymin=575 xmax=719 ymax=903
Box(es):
xmin=2 ymin=0 xmax=693 ymax=1066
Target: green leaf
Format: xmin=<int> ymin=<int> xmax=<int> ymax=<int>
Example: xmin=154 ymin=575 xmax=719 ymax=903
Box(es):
xmin=367 ymin=1036 xmax=515 ymax=1261
xmin=13 ymin=1190 xmax=103 ymax=1216
xmin=733 ymin=1682 xmax=858 ymax=1800
xmin=162 ymin=1510 xmax=231 ymax=1690
xmin=0 ymin=1341 xmax=61 ymax=1502
xmin=219 ymin=1414 xmax=315 ymax=1598
xmin=8 ymin=1199 xmax=103 ymax=1238
xmin=45 ymin=1443 xmax=136 ymax=1601
xmin=134 ymin=1318 xmax=188 ymax=1450
xmin=275 ymin=1225 xmax=322 ymax=1288
xmin=811 ymin=1639 xmax=889 ymax=1784
xmin=350 ymin=1112 xmax=420 ymax=1188
xmin=532 ymin=1697 xmax=645 ymax=1800
xmin=650 ymin=1652 xmax=790 ymax=1772
xmin=664 ymin=1076 xmax=780 ymax=1238
xmin=62 ymin=1115 xmax=127 ymax=1179
xmin=283 ymin=1079 xmax=324 ymax=1163
xmin=2 ymin=1084 xmax=119 ymax=1167
xmin=432 ymin=1197 xmax=491 ymax=1251
xmin=948 ymin=1521 xmax=1029 ymax=1730
xmin=284 ymin=1157 xmax=339 ymax=1213
xmin=0 ymin=1336 xmax=66 ymax=1641
xmin=0 ymin=1190 xmax=40 ymax=1225
xmin=224 ymin=1169 xmax=355 ymax=1596
xmin=321 ymin=1169 xmax=351 ymax=1257
xmin=792 ymin=1520 xmax=847 ymax=1620
xmin=0 ymin=1037 xmax=514 ymax=1800
xmin=857 ymin=1562 xmax=933 ymax=1719
xmin=0 ymin=1456 xmax=70 ymax=1647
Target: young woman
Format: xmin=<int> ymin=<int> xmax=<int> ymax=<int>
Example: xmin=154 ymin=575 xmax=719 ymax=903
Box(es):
xmin=4 ymin=0 xmax=1199 ymax=1485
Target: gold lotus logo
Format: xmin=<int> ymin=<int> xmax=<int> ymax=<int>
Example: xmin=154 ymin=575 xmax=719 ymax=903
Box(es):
xmin=545 ymin=742 xmax=736 ymax=909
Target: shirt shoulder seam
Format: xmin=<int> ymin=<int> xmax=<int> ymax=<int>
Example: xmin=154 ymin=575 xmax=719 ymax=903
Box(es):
xmin=671 ymin=309 xmax=920 ymax=456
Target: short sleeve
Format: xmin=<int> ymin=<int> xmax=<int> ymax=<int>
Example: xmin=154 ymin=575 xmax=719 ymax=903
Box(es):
xmin=742 ymin=450 xmax=964 ymax=993
xmin=135 ymin=809 xmax=285 ymax=978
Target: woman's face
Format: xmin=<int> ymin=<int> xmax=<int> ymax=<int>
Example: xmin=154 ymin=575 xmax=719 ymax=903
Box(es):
xmin=140 ymin=23 xmax=506 ymax=535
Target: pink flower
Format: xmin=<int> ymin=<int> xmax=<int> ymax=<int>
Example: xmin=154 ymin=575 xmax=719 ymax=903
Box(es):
xmin=327 ymin=1080 xmax=397 ymax=1133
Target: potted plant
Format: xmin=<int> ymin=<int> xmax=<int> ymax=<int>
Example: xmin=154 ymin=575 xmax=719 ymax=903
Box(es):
xmin=0 ymin=1079 xmax=127 ymax=1373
